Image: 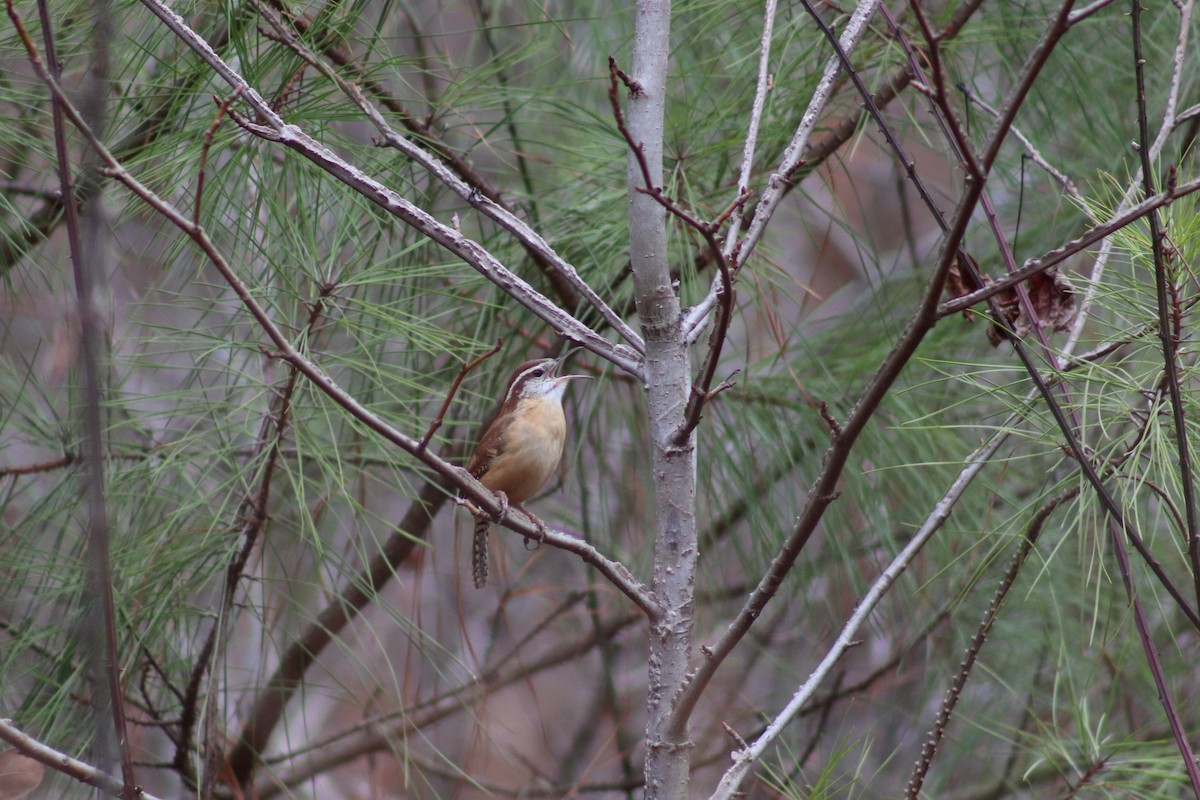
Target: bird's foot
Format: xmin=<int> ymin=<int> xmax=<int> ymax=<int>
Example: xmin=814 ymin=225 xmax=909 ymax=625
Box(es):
xmin=489 ymin=491 xmax=510 ymax=525
xmin=521 ymin=510 xmax=548 ymax=551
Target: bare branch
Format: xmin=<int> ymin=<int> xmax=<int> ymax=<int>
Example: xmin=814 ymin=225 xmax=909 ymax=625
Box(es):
xmin=1125 ymin=0 xmax=1200 ymax=789
xmin=0 ymin=719 xmax=164 ymax=800
xmin=904 ymin=488 xmax=1076 ymax=799
xmin=938 ymin=174 xmax=1200 ymax=317
xmin=708 ymin=433 xmax=1012 ymax=800
xmin=684 ymin=0 xmax=882 ymax=338
xmin=136 ymin=0 xmax=644 ymax=376
xmin=6 ymin=21 xmax=658 ymax=626
xmin=256 ymin=0 xmax=644 ymax=358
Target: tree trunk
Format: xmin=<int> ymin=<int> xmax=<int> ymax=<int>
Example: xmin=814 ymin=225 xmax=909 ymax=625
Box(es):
xmin=625 ymin=2 xmax=698 ymax=798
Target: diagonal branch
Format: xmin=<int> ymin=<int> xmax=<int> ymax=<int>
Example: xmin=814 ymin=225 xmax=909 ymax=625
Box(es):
xmin=888 ymin=0 xmax=1200 ymax=634
xmin=937 ymin=175 xmax=1200 ymax=317
xmin=6 ymin=3 xmax=659 ymax=627
xmin=683 ymin=0 xmax=883 ymax=338
xmin=250 ymin=608 xmax=644 ymax=798
xmin=903 ymin=486 xmax=1080 ymax=799
xmin=1130 ymin=0 xmax=1200 ymax=611
xmin=148 ymin=0 xmax=644 ymax=367
xmin=707 ymin=431 xmax=1013 ymax=800
xmin=0 ymin=719 xmax=164 ymax=800
xmin=676 ymin=0 xmax=1101 ymax=749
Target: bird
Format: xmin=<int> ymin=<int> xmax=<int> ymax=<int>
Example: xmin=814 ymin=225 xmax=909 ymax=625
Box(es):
xmin=466 ymin=352 xmax=588 ymax=588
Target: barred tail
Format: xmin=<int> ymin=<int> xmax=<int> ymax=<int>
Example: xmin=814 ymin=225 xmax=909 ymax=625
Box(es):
xmin=472 ymin=517 xmax=490 ymax=588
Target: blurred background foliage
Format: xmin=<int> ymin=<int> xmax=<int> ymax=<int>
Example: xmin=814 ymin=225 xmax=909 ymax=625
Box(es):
xmin=2 ymin=0 xmax=1200 ymax=797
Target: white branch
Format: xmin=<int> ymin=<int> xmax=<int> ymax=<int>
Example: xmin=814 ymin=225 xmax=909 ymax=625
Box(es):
xmin=136 ymin=0 xmax=643 ymax=376
xmin=0 ymin=719 xmax=164 ymax=800
xmin=249 ymin=0 xmax=645 ymax=355
xmin=730 ymin=0 xmax=779 ymax=256
xmin=707 ymin=432 xmax=1006 ymax=800
xmin=685 ymin=0 xmax=779 ymax=348
xmin=684 ymin=0 xmax=882 ymax=339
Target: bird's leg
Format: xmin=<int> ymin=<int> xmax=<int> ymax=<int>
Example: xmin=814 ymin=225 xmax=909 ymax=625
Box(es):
xmin=514 ymin=505 xmax=548 ymax=550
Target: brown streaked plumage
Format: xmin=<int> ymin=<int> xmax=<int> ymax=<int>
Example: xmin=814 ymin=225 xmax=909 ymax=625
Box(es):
xmin=467 ymin=354 xmax=587 ymax=588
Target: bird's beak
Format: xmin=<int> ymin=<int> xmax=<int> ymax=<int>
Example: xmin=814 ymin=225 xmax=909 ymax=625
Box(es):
xmin=552 ymin=347 xmax=580 ymax=372
xmin=551 ymin=348 xmax=590 ymax=385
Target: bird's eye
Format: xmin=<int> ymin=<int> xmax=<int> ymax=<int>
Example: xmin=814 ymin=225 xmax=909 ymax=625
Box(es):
xmin=531 ymin=369 xmax=545 ymax=378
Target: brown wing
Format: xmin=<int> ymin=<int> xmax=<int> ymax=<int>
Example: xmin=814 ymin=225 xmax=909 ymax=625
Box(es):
xmin=467 ymin=414 xmax=509 ymax=478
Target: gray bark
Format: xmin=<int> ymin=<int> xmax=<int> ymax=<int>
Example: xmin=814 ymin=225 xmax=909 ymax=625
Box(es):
xmin=624 ymin=2 xmax=698 ymax=798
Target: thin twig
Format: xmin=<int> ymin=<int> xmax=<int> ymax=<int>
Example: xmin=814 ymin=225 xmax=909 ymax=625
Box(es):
xmin=29 ymin=0 xmax=136 ymax=795
xmin=0 ymin=453 xmax=77 ymax=475
xmin=606 ymin=57 xmax=739 ymax=443
xmin=960 ymin=88 xmax=1082 ymax=202
xmin=1068 ymin=0 xmax=1121 ymax=25
xmin=937 ymin=174 xmax=1200 ymax=317
xmin=719 ymin=0 xmax=776 ymax=265
xmin=418 ymin=339 xmax=502 ymax=452
xmin=908 ymin=1 xmax=982 ymax=178
xmin=1121 ymin=0 xmax=1200 ymax=791
xmin=194 ymin=89 xmax=240 ymax=225
xmin=904 ymin=487 xmax=1076 ymax=799
xmin=723 ymin=0 xmax=883 ymax=301
xmin=1130 ymin=0 xmax=1200 ymax=613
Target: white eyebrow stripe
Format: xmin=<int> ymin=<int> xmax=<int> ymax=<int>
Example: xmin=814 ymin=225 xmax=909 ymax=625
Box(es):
xmin=502 ymin=361 xmax=553 ymax=405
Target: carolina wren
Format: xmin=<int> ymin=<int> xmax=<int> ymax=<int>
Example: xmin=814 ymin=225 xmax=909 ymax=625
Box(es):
xmin=466 ymin=353 xmax=587 ymax=588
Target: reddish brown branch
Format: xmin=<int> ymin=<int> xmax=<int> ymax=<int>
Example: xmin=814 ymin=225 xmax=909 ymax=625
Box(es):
xmin=25 ymin=0 xmax=136 ymax=794
xmin=905 ymin=486 xmax=1076 ymax=799
xmin=418 ymin=339 xmax=502 ymax=452
xmin=670 ymin=0 xmax=1091 ymax=743
xmin=194 ymin=89 xmax=240 ymax=226
xmin=1119 ymin=1 xmax=1200 ymax=791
